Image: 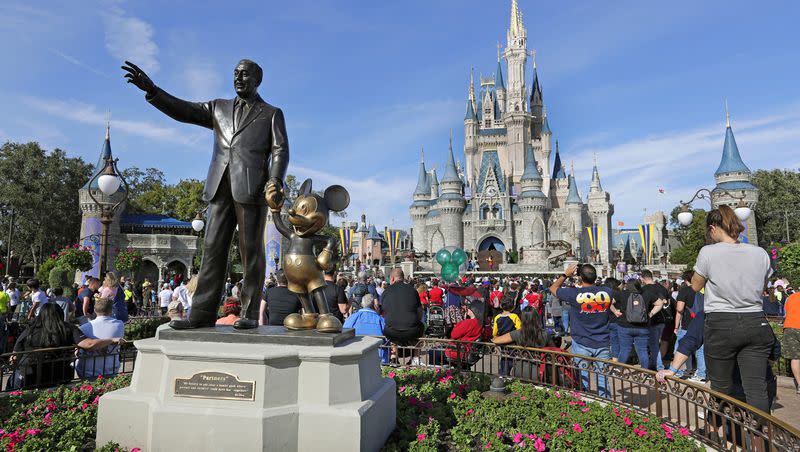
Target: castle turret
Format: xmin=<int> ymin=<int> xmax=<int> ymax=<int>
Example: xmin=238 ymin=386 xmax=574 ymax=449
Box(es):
xmin=410 ymin=150 xmax=432 ymax=252
xmin=79 ymin=125 xmax=127 ymax=281
xmin=438 ymin=130 xmax=466 ymax=249
xmin=464 ymin=69 xmax=480 ymax=181
xmin=551 ymin=141 xmax=569 ymax=207
xmin=587 ymin=156 xmax=614 ymax=263
xmin=530 ymin=53 xmax=543 ymax=136
xmin=517 ymin=145 xmax=548 ymax=246
xmin=565 ymin=165 xmax=584 ymax=258
xmin=711 ymin=105 xmax=759 ymax=244
xmin=495 ymin=51 xmax=507 ymax=114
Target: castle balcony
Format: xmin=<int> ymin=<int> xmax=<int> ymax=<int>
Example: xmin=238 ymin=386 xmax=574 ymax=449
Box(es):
xmin=475 ymin=219 xmax=506 ymax=229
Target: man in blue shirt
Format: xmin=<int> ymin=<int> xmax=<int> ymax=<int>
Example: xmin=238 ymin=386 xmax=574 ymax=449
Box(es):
xmin=550 ymin=263 xmax=612 ymax=397
xmin=343 ymin=294 xmax=388 ymax=363
xmin=76 ymin=298 xmax=125 ymax=378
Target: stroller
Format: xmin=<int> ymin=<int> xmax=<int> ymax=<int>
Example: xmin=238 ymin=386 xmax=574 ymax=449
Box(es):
xmin=426 ymin=305 xmax=446 ymax=338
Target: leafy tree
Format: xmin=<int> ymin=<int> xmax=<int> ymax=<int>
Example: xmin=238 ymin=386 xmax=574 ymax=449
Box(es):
xmin=121 ymin=167 xmax=205 ymax=222
xmin=668 ymin=206 xmax=707 ymax=269
xmin=752 ymin=169 xmax=800 ymax=246
xmin=0 ymin=142 xmax=92 ymax=273
xmin=779 ymin=243 xmax=800 ymax=285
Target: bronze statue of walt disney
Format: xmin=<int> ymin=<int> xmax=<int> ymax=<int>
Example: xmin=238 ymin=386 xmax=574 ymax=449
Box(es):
xmin=267 ymin=179 xmax=349 ymax=333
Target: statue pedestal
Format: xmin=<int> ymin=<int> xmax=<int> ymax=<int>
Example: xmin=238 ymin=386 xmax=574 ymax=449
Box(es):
xmin=96 ymin=325 xmax=396 ymax=452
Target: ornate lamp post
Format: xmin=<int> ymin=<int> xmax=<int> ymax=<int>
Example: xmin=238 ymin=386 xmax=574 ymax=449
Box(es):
xmin=86 ymin=153 xmax=129 ymax=277
xmin=677 ymin=188 xmax=751 ymax=226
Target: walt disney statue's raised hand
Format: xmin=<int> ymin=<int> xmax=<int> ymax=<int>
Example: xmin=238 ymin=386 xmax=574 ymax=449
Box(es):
xmin=121 ymin=61 xmax=156 ymax=95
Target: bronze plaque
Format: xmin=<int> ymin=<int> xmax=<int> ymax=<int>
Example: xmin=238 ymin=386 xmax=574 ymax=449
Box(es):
xmin=174 ymin=371 xmax=255 ymax=401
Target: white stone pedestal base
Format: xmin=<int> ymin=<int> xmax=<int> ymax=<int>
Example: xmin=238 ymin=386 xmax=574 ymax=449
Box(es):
xmin=96 ymin=326 xmax=396 ymax=452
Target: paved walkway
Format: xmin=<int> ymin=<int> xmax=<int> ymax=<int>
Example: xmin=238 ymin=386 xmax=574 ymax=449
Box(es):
xmin=772 ymin=377 xmax=800 ymax=429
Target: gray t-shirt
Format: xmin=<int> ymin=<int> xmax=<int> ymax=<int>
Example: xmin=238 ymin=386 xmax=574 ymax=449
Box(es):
xmin=694 ymin=242 xmax=771 ymax=313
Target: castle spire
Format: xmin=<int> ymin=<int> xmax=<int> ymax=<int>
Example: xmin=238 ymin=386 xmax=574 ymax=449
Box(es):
xmin=590 ymin=153 xmax=603 ymax=192
xmin=442 ymin=129 xmax=461 ymax=184
xmin=496 ymin=43 xmax=506 ymax=90
xmin=552 ymin=141 xmax=566 ymax=179
xmin=566 ymin=170 xmax=581 ymax=205
xmin=715 ymin=105 xmax=752 ymax=177
xmin=509 ymin=0 xmax=524 ymax=39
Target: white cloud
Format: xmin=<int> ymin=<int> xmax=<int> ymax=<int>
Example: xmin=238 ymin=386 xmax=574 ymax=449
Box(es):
xmin=23 ymin=96 xmax=201 ymax=146
xmin=571 ymin=107 xmax=800 ymax=226
xmin=104 ymin=7 xmax=159 ymax=73
xmin=49 ymin=49 xmax=110 ymax=78
xmin=183 ymin=63 xmax=223 ymax=100
xmin=288 ymin=164 xmax=415 ymax=230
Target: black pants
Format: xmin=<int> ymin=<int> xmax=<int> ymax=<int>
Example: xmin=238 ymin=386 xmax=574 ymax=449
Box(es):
xmin=704 ymin=311 xmax=775 ymax=414
xmin=191 ymin=170 xmax=267 ymax=323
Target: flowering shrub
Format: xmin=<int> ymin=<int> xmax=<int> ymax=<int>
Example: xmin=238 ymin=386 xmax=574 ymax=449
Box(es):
xmin=114 ymin=248 xmax=143 ymax=274
xmin=124 ymin=316 xmax=170 ymax=341
xmin=54 ymin=244 xmax=94 ymax=272
xmin=0 ymin=375 xmax=131 ymax=451
xmin=381 ymin=368 xmax=700 ymax=451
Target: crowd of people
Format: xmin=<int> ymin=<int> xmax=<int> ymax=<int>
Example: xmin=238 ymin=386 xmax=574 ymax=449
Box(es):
xmin=1 ymin=205 xmax=797 ymax=419
xmin=0 ymin=272 xmax=131 ymax=389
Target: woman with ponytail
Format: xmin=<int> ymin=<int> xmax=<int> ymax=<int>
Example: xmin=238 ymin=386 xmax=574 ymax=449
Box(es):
xmin=691 ymin=205 xmax=775 ymax=413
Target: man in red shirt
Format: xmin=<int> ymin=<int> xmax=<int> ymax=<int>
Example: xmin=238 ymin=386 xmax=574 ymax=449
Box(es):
xmin=428 ymin=279 xmax=444 ymax=306
xmin=523 ymin=282 xmax=543 ymax=315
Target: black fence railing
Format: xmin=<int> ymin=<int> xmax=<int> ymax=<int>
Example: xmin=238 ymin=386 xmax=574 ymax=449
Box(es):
xmin=0 ymin=344 xmax=137 ymax=391
xmin=381 ymin=337 xmax=800 ymax=452
xmin=2 ymin=335 xmax=799 ymax=451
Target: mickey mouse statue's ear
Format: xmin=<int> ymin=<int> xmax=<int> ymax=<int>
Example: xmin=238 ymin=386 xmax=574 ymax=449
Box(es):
xmin=323 ymin=185 xmax=350 ymax=212
xmin=299 ymin=179 xmax=313 ymax=195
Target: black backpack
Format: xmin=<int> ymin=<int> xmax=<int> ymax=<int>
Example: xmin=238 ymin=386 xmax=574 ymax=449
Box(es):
xmin=625 ymin=292 xmax=648 ymax=324
xmin=351 ymin=283 xmax=368 ymax=303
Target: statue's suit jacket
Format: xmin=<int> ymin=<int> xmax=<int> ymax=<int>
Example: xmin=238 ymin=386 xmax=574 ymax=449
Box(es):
xmin=146 ymin=88 xmax=289 ymax=204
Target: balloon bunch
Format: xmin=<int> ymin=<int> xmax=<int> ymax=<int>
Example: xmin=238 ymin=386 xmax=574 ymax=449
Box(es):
xmin=435 ymin=247 xmax=467 ymax=282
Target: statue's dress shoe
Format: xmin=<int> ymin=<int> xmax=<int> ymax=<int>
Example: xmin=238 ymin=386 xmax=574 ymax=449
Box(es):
xmin=316 ymin=314 xmax=342 ymax=333
xmin=169 ymin=318 xmax=216 ymax=330
xmin=233 ymin=318 xmax=259 ymax=330
xmin=284 ymin=313 xmax=318 ymax=330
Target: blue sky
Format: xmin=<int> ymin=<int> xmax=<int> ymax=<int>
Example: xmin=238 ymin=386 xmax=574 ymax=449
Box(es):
xmin=2 ymin=0 xmax=799 ymax=229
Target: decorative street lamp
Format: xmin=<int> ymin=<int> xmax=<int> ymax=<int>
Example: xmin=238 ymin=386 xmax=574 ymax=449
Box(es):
xmin=192 ymin=206 xmax=209 ymax=233
xmin=86 ymin=150 xmax=129 ymax=277
xmin=677 ymin=187 xmax=751 ymax=226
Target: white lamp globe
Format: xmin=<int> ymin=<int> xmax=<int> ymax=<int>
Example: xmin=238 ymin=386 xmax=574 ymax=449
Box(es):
xmin=677 ymin=211 xmax=694 ymax=226
xmin=734 ymin=206 xmax=752 ymax=222
xmin=191 ymin=219 xmax=205 ymax=232
xmin=97 ymin=174 xmax=121 ymax=195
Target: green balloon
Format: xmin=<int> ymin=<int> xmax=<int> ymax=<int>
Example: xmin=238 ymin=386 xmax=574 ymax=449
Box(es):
xmin=435 ymin=248 xmax=452 ymax=266
xmin=441 ymin=263 xmax=459 ymax=282
xmin=451 ymin=248 xmax=467 ymax=266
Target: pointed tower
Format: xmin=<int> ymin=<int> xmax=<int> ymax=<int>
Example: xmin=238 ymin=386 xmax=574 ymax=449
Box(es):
xmin=517 ymin=145 xmax=549 ymax=249
xmin=587 ymin=155 xmax=614 ymax=263
xmin=529 ymin=52 xmax=544 ymax=137
xmin=565 ymin=164 xmax=584 ymax=258
xmin=464 ymin=68 xmax=479 ymax=179
xmin=495 ymin=45 xmax=507 ymax=114
xmin=429 ymin=168 xmax=439 ymax=201
xmin=711 ymin=105 xmax=759 ymax=244
xmin=78 ymin=125 xmax=127 ymax=281
xmin=551 ymin=141 xmax=570 ymax=208
xmin=538 ymin=105 xmax=553 ymax=190
xmin=410 ymin=149 xmax=432 ymax=252
xmin=439 ymin=130 xmax=466 ymax=249
xmin=504 ymin=0 xmax=527 ymax=112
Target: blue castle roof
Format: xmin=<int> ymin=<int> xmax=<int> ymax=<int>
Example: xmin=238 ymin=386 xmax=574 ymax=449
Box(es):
xmin=82 ymin=127 xmax=125 ymax=192
xmin=413 ymin=160 xmax=431 ymax=196
xmin=441 ymin=139 xmax=462 ymax=184
xmin=496 ymin=60 xmax=505 ymax=90
xmin=542 ymin=114 xmax=551 ymax=135
xmin=552 ymin=148 xmax=566 ymax=179
xmin=477 ymin=151 xmax=506 ymax=194
xmin=566 ymin=174 xmax=581 ymax=204
xmin=715 ymin=124 xmax=751 ymax=176
xmin=521 ymin=145 xmax=542 ymax=181
xmin=120 ymin=214 xmax=192 ymax=229
xmin=366 ymin=225 xmax=383 ymax=241
xmin=465 ymin=99 xmax=477 ymax=120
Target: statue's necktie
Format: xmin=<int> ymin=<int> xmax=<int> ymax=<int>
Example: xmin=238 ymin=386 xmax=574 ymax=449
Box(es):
xmin=235 ymin=101 xmax=246 ymax=130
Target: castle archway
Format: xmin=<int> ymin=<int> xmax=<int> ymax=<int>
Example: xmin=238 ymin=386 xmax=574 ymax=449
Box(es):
xmin=476 ymin=235 xmax=505 ymax=271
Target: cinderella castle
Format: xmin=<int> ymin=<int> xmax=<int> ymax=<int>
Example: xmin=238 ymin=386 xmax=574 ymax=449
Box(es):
xmin=410 ymin=0 xmax=614 ymax=272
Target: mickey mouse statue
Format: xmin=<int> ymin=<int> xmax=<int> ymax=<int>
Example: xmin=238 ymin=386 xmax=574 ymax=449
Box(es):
xmin=267 ymin=179 xmax=349 ymax=333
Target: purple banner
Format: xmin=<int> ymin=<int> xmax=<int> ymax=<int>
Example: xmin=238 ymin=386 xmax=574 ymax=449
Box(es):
xmin=79 ymin=217 xmax=102 ymax=283
xmin=264 ymin=222 xmax=281 ymax=278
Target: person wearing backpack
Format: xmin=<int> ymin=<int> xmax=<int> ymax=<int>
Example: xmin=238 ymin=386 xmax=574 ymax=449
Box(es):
xmin=673 ymin=271 xmax=706 ymax=381
xmin=639 ymin=270 xmax=671 ymax=370
xmin=611 ymin=279 xmax=665 ymax=367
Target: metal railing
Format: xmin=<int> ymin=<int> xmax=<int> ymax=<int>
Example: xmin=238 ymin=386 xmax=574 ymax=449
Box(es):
xmin=382 ymin=337 xmax=800 ymax=452
xmin=0 ymin=344 xmax=137 ymax=391
xmin=2 ymin=335 xmax=799 ymax=450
